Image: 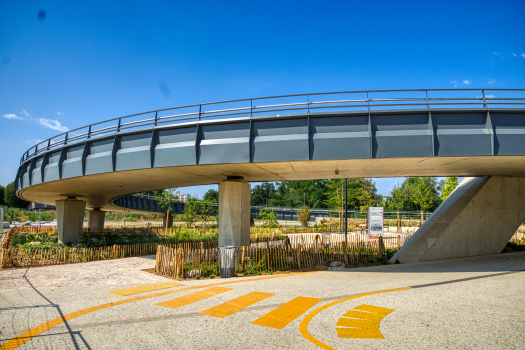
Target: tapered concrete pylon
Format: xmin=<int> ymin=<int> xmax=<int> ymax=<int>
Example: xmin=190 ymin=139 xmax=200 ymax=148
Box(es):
xmin=87 ymin=209 xmax=105 ymax=230
xmin=392 ymin=176 xmax=525 ymax=263
xmin=219 ymin=179 xmax=251 ymax=247
xmin=56 ymin=198 xmax=86 ymax=244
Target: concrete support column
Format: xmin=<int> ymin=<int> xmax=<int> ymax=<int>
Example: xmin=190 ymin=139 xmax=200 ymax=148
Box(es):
xmin=87 ymin=209 xmax=105 ymax=230
xmin=56 ymin=198 xmax=86 ymax=244
xmin=163 ymin=214 xmax=173 ymax=229
xmin=219 ymin=178 xmax=251 ymax=247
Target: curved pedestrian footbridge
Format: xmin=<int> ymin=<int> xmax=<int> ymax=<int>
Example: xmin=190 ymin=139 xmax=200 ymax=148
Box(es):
xmin=14 ymin=89 xmax=525 ymax=262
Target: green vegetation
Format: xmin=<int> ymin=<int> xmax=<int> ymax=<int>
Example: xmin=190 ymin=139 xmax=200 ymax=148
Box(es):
xmin=258 ymin=208 xmax=279 ymax=228
xmin=0 ymin=185 xmax=5 ymax=206
xmin=4 ymin=182 xmax=29 ymax=209
xmin=202 ymin=189 xmax=219 ymax=203
xmin=298 ymin=205 xmax=311 ymax=228
xmin=439 ymin=177 xmax=459 ymax=201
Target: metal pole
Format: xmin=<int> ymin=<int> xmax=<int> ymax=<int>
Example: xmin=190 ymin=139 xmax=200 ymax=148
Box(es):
xmin=344 ymin=178 xmax=347 ymax=242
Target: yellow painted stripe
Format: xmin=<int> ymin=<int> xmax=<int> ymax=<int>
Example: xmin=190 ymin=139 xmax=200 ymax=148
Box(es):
xmin=156 ymin=287 xmax=232 ymax=309
xmin=252 ymin=296 xmax=322 ymax=329
xmin=337 ymin=304 xmax=394 ymax=339
xmin=298 ymin=287 xmax=411 ymax=350
xmin=108 ymin=282 xmax=184 ymax=296
xmin=199 ymin=291 xmax=274 ymax=318
xmin=336 ymin=327 xmax=383 ymax=339
xmin=0 ymin=272 xmax=316 ymax=350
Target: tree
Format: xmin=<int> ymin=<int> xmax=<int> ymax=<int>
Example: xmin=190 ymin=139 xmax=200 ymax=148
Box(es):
xmin=297 ymin=205 xmax=312 ymax=228
xmin=389 ymin=185 xmax=405 ymax=232
xmin=251 ymin=182 xmax=276 ymax=206
xmin=4 ymin=182 xmax=29 ymax=209
xmin=154 ymin=188 xmax=179 ymax=217
xmin=258 ymin=208 xmax=279 ymax=228
xmin=411 ymin=177 xmax=440 ymax=223
xmin=203 ymin=189 xmax=219 ymax=203
xmin=439 ymin=177 xmax=459 ymax=201
xmin=0 ymin=185 xmax=5 ymax=206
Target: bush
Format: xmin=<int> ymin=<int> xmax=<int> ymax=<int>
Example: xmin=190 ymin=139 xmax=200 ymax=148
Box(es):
xmin=258 ymin=209 xmax=279 ymax=228
xmin=298 ymin=206 xmax=311 ymax=228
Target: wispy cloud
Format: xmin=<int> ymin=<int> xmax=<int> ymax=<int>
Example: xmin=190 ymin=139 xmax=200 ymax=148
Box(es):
xmin=451 ymin=80 xmax=471 ymax=88
xmin=462 ymin=80 xmax=471 ymax=85
xmin=488 ymin=79 xmax=496 ymax=84
xmin=26 ymin=139 xmax=44 ymax=145
xmin=21 ymin=109 xmax=29 ymax=116
xmin=3 ymin=113 xmax=22 ymax=120
xmin=493 ymin=52 xmax=500 ymax=55
xmin=521 ymin=53 xmax=525 ymax=58
xmin=38 ymin=118 xmax=69 ymax=132
xmin=57 ymin=112 xmax=65 ymax=115
xmin=512 ymin=53 xmax=517 ymax=57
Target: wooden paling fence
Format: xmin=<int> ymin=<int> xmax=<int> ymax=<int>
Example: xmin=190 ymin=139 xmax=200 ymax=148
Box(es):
xmin=0 ymin=243 xmax=158 ymax=269
xmin=155 ymin=237 xmax=389 ymax=279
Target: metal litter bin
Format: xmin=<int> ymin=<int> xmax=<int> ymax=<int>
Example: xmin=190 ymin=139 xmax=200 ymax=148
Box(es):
xmin=219 ymin=246 xmax=236 ymax=278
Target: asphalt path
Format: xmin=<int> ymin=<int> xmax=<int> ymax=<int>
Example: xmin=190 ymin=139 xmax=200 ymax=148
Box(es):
xmin=1 ymin=252 xmax=524 ymax=349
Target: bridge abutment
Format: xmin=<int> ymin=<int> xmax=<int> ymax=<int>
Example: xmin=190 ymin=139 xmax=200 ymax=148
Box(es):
xmin=87 ymin=209 xmax=105 ymax=230
xmin=56 ymin=198 xmax=86 ymax=244
xmin=392 ymin=176 xmax=525 ymax=263
xmin=219 ymin=179 xmax=251 ymax=247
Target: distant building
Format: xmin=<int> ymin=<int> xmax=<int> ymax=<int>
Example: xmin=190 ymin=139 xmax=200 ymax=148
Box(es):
xmin=176 ymin=194 xmax=191 ymax=203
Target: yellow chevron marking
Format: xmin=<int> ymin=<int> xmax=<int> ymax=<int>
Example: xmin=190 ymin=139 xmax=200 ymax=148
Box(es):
xmin=252 ymin=296 xmax=322 ymax=329
xmin=336 ymin=304 xmax=394 ymax=339
xmin=107 ymin=282 xmax=184 ymax=296
xmin=156 ymin=287 xmax=232 ymax=309
xmin=199 ymin=291 xmax=274 ymax=318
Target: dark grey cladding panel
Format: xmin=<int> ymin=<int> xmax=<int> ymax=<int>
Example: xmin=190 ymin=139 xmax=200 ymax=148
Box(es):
xmin=44 ymin=151 xmax=61 ymax=182
xmin=432 ymin=112 xmax=491 ymax=156
xmin=252 ymin=118 xmax=308 ymax=162
xmin=310 ymin=116 xmax=369 ymax=160
xmin=154 ymin=127 xmax=196 ymax=167
xmin=491 ymin=113 xmax=525 ymax=155
xmin=86 ymin=138 xmax=114 ymax=175
xmin=62 ymin=145 xmax=84 ymax=179
xmin=199 ymin=122 xmax=250 ymax=164
xmin=372 ymin=114 xmax=432 ymax=158
xmin=116 ymin=132 xmax=152 ymax=171
xmin=31 ymin=157 xmax=44 ymax=185
xmin=21 ymin=164 xmax=30 ymax=188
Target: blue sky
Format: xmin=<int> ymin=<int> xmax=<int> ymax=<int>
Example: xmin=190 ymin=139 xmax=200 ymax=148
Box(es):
xmin=1 ymin=0 xmax=524 ymax=197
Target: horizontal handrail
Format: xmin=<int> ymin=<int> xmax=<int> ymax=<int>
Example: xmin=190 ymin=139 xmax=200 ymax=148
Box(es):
xmin=20 ymin=89 xmax=525 ymax=164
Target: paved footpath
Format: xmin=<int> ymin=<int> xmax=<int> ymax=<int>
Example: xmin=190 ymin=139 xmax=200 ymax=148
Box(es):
xmin=1 ymin=252 xmax=524 ymax=350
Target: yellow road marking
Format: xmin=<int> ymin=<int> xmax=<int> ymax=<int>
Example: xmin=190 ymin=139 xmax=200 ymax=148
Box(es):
xmin=252 ymin=296 xmax=322 ymax=329
xmin=156 ymin=287 xmax=232 ymax=309
xmin=0 ymin=272 xmax=315 ymax=350
xmin=108 ymin=282 xmax=184 ymax=296
xmin=199 ymin=291 xmax=274 ymax=318
xmin=336 ymin=304 xmax=394 ymax=339
xmin=299 ymin=287 xmax=411 ymax=350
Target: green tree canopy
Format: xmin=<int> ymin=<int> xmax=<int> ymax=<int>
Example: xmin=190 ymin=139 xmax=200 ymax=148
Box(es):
xmin=439 ymin=177 xmax=459 ymax=201
xmin=4 ymin=182 xmax=30 ymax=209
xmin=251 ymin=182 xmax=276 ymax=206
xmin=0 ymin=185 xmax=5 ymax=206
xmin=386 ymin=177 xmax=441 ymax=212
xmin=203 ymin=189 xmax=219 ymax=203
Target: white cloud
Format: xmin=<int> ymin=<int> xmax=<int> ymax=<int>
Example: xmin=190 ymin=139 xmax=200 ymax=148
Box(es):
xmin=3 ymin=113 xmax=22 ymax=120
xmin=21 ymin=109 xmax=29 ymax=116
xmin=38 ymin=118 xmax=69 ymax=132
xmin=462 ymin=80 xmax=471 ymax=85
xmin=57 ymin=112 xmax=65 ymax=115
xmin=451 ymin=80 xmax=458 ymax=88
xmin=493 ymin=52 xmax=500 ymax=55
xmin=512 ymin=53 xmax=517 ymax=57
xmin=488 ymin=79 xmax=496 ymax=84
xmin=521 ymin=53 xmax=525 ymax=58
xmin=26 ymin=139 xmax=44 ymax=145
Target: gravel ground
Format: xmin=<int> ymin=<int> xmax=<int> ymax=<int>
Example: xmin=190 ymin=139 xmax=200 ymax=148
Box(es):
xmin=1 ymin=252 xmax=524 ymax=350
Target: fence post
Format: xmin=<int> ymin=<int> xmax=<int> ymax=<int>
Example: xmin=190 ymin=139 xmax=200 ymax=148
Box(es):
xmin=397 ymin=235 xmax=400 ymax=250
xmin=379 ymin=236 xmax=385 ymax=257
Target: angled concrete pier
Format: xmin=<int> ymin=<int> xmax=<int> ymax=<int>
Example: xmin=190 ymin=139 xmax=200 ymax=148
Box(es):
xmin=392 ymin=176 xmax=525 ymax=263
xmin=87 ymin=209 xmax=105 ymax=230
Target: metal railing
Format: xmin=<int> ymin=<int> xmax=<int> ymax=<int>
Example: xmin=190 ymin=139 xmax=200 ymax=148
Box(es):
xmin=20 ymin=88 xmax=525 ymax=164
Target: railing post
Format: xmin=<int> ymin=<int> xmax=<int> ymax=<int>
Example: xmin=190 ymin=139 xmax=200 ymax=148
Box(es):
xmin=198 ymin=105 xmax=202 ymax=121
xmin=482 ymin=89 xmax=487 ymax=108
xmin=47 ymin=139 xmax=51 ymax=150
xmin=426 ymin=90 xmax=430 ymax=108
xmin=154 ymin=111 xmax=158 ymax=126
xmin=366 ymin=92 xmax=370 ymax=110
xmin=117 ymin=118 xmax=121 ymax=132
xmin=64 ymin=132 xmax=69 ymax=145
xmin=87 ymin=125 xmax=92 ymax=139
xmin=250 ymin=100 xmax=253 ymax=118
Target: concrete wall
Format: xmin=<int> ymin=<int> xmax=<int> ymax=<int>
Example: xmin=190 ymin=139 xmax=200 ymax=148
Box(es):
xmin=392 ymin=176 xmax=525 ymax=263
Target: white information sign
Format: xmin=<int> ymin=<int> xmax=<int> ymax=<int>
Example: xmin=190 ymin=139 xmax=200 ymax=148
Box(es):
xmin=368 ymin=207 xmax=384 ymax=237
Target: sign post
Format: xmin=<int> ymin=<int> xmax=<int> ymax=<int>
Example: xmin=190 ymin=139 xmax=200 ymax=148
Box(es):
xmin=368 ymin=207 xmax=384 ymax=238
